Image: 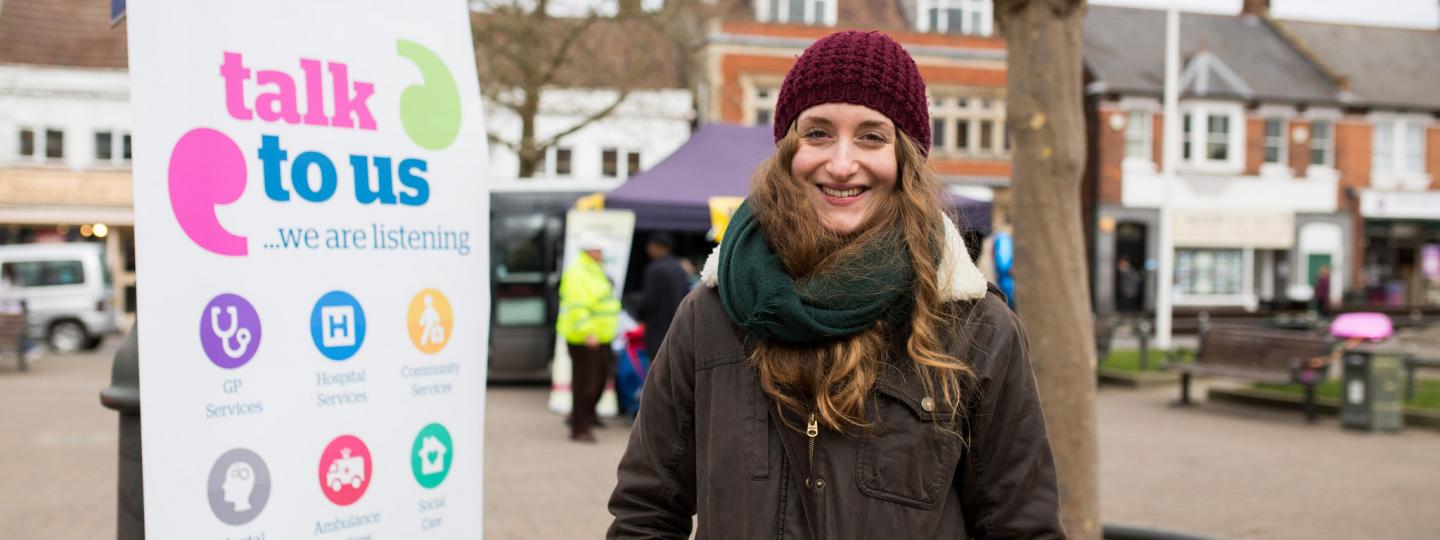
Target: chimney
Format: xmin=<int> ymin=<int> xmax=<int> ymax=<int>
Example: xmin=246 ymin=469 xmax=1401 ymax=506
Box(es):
xmin=1241 ymin=0 xmax=1270 ymax=17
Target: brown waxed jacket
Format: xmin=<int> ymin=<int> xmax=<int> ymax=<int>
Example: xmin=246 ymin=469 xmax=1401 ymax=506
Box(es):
xmin=607 ymin=284 xmax=1065 ymax=539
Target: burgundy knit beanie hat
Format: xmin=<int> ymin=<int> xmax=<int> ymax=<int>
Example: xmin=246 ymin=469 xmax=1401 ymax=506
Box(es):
xmin=772 ymin=30 xmax=930 ymax=155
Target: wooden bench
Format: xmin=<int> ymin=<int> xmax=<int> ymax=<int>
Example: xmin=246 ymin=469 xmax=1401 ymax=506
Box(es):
xmin=1173 ymin=324 xmax=1332 ymax=422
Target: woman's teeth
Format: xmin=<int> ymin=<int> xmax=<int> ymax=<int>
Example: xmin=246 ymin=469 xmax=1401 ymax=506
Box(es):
xmin=820 ymin=185 xmax=864 ymax=198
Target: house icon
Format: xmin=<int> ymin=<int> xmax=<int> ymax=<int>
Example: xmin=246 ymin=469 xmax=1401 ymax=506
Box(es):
xmin=418 ymin=435 xmax=447 ymax=475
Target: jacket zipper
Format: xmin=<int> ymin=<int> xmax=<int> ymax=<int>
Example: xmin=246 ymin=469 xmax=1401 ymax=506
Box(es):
xmin=805 ymin=411 xmax=819 ymax=490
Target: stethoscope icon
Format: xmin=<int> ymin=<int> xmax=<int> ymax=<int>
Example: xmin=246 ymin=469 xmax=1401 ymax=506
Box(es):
xmin=210 ymin=305 xmax=253 ymax=359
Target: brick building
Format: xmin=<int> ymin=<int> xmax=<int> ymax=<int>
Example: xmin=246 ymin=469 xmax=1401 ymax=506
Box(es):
xmin=702 ymin=0 xmax=1012 ymax=215
xmin=1084 ymin=2 xmax=1440 ymax=316
xmin=0 ymin=0 xmax=137 ymax=321
xmin=1278 ymin=18 xmax=1440 ymax=308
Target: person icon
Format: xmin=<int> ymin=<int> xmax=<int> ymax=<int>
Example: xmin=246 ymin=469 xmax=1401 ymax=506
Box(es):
xmin=419 ymin=295 xmax=445 ymax=346
xmin=222 ymin=461 xmax=255 ymax=512
xmin=207 ymin=448 xmax=270 ymax=525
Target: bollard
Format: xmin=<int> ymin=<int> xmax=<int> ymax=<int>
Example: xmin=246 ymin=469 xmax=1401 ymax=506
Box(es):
xmin=99 ymin=322 xmax=143 ymax=540
xmin=1134 ymin=319 xmax=1151 ymax=371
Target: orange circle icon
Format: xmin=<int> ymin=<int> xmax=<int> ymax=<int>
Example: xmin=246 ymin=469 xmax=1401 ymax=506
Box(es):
xmin=407 ymin=289 xmax=453 ymax=354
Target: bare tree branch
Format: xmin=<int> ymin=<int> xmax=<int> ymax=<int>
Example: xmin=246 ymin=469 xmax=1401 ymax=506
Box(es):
xmin=537 ymin=88 xmax=633 ymax=152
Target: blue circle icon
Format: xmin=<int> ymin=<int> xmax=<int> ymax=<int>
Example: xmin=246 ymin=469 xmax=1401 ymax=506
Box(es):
xmin=310 ymin=290 xmax=366 ymax=360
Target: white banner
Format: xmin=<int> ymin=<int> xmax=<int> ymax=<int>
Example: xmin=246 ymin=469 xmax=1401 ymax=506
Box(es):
xmin=127 ymin=1 xmax=488 ymax=538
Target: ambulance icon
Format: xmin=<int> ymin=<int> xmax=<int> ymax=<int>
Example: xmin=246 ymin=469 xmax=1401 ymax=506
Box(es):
xmin=317 ymin=435 xmax=372 ymax=506
xmin=326 ymin=447 xmax=366 ymax=492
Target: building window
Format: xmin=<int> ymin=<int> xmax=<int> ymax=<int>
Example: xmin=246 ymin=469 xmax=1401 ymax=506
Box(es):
xmin=45 ymin=129 xmax=64 ymax=159
xmin=601 ymin=149 xmax=643 ymax=178
xmin=1374 ymin=121 xmax=1394 ymax=173
xmin=1179 ymin=107 xmax=1242 ymax=168
xmin=1309 ymin=120 xmax=1332 ymax=167
xmin=1181 ymin=115 xmax=1192 ymax=161
xmin=602 ymin=149 xmax=619 ymax=177
xmin=555 ymin=147 xmax=572 ymax=176
xmin=19 ymin=129 xmax=35 ymax=157
xmin=1176 ymin=249 xmax=1243 ymax=296
xmin=1372 ymin=119 xmax=1427 ymax=176
xmin=1263 ymin=118 xmax=1286 ymax=164
xmin=95 ymin=131 xmax=114 ymax=161
xmin=916 ymin=0 xmax=992 ymax=36
xmin=122 ymin=133 xmax=132 ymax=162
xmin=755 ymin=0 xmax=835 ymax=26
xmin=1124 ymin=110 xmax=1152 ymax=160
xmin=546 ymin=146 xmax=573 ymax=177
xmin=627 ymin=151 xmax=642 ymax=176
xmin=750 ymin=85 xmax=779 ymax=127
xmin=928 ymin=91 xmax=1005 ymax=157
xmin=1205 ymin=114 xmax=1229 ymax=161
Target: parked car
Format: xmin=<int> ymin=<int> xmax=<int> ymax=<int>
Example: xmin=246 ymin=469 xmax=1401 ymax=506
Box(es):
xmin=0 ymin=242 xmax=121 ymax=353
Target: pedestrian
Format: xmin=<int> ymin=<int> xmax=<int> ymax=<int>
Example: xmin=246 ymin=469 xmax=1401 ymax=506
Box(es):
xmin=637 ymin=232 xmax=690 ymax=368
xmin=608 ymin=31 xmax=1062 ymax=538
xmin=1116 ymin=257 xmax=1142 ymax=313
xmin=557 ymin=233 xmax=621 ymax=443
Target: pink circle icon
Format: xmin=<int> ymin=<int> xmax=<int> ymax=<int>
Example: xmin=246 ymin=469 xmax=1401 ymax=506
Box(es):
xmin=317 ymin=435 xmax=372 ymax=506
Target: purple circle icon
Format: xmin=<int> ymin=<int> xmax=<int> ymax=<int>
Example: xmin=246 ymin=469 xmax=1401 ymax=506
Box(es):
xmin=200 ymin=293 xmax=262 ymax=369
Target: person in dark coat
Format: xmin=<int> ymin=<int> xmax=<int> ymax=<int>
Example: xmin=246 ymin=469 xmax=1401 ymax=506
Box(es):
xmin=637 ymin=232 xmax=691 ymax=359
xmin=608 ymin=31 xmax=1062 ymax=539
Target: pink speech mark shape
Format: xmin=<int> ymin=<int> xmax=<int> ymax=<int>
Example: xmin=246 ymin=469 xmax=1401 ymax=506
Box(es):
xmin=169 ymin=128 xmax=248 ymax=256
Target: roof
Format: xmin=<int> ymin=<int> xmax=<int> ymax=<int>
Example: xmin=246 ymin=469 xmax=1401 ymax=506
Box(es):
xmin=1084 ymin=6 xmax=1339 ymax=104
xmin=1277 ymin=19 xmax=1440 ymax=111
xmin=0 ymin=0 xmax=128 ymax=69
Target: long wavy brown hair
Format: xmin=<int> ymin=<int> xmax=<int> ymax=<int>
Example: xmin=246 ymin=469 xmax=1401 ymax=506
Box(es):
xmin=748 ymin=126 xmax=977 ymax=431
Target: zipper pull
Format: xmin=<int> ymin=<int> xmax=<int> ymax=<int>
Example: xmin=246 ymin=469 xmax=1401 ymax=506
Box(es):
xmin=806 ymin=413 xmax=819 ymax=438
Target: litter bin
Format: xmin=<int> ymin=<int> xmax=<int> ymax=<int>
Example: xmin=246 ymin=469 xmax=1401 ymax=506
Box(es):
xmin=1340 ymin=344 xmax=1405 ymax=432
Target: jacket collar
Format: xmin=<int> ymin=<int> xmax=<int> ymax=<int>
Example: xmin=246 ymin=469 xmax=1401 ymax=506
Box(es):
xmin=700 ymin=214 xmax=988 ymax=302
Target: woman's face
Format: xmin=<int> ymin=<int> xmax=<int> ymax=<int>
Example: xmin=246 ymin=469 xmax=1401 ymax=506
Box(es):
xmin=790 ymin=103 xmax=899 ymax=235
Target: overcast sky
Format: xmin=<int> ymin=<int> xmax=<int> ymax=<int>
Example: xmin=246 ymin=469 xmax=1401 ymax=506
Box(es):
xmin=1091 ymin=0 xmax=1440 ymax=29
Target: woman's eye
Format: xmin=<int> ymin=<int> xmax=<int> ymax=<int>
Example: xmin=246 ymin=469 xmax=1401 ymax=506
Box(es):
xmin=861 ymin=132 xmax=890 ymax=144
xmin=803 ymin=129 xmax=830 ymax=140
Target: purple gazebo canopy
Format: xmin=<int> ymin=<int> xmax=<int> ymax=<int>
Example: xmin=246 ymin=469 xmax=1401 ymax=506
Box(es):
xmin=606 ymin=123 xmax=991 ymax=234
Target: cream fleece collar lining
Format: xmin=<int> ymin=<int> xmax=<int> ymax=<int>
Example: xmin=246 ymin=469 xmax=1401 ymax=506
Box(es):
xmin=700 ymin=215 xmax=988 ymax=302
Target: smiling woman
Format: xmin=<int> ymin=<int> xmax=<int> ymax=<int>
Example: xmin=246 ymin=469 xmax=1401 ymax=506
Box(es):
xmin=607 ymin=30 xmax=1062 ymax=539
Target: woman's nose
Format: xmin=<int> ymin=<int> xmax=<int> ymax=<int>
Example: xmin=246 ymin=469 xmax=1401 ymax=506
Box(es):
xmin=824 ymin=141 xmax=860 ymax=179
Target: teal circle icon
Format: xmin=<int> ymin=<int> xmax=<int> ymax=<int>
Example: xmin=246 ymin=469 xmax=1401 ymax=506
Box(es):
xmin=411 ymin=423 xmax=453 ymax=489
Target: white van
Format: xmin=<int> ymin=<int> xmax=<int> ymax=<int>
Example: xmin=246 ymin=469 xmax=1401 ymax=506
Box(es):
xmin=0 ymin=243 xmax=121 ymax=353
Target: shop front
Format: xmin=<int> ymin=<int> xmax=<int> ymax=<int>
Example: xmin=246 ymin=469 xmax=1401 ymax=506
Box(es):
xmin=1359 ymin=190 xmax=1440 ymax=307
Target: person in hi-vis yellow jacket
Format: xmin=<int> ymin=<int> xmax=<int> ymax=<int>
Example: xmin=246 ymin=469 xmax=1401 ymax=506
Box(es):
xmin=557 ymin=233 xmax=621 ymax=442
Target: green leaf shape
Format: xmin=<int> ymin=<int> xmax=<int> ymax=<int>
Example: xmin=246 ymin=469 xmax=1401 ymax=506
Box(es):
xmin=397 ymin=39 xmax=461 ymax=150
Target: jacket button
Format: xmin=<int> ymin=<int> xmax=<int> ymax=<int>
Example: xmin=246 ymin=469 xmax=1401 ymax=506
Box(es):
xmin=921 ymin=397 xmax=935 ymax=412
xmin=814 ymin=478 xmax=825 ymax=490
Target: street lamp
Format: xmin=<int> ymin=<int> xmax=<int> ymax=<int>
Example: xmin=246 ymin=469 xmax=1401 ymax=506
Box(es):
xmin=1155 ymin=1 xmax=1181 ymax=351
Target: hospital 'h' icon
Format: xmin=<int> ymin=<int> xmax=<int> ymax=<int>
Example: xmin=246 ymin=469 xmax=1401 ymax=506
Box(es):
xmin=310 ymin=291 xmax=367 ymax=361
xmin=321 ymin=305 xmax=356 ymax=347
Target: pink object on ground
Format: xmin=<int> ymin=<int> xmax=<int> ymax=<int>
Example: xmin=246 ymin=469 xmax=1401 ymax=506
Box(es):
xmin=1329 ymin=312 xmax=1393 ymax=341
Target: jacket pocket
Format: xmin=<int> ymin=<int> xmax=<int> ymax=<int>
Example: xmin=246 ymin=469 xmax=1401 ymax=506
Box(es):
xmin=855 ymin=381 xmax=962 ymax=510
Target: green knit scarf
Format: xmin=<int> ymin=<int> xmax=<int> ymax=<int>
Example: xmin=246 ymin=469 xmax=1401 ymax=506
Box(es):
xmin=717 ymin=200 xmax=915 ymax=344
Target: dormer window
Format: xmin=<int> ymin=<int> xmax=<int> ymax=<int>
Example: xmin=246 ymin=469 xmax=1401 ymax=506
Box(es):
xmin=755 ymin=0 xmax=836 ymax=26
xmin=916 ymin=0 xmax=992 ymax=36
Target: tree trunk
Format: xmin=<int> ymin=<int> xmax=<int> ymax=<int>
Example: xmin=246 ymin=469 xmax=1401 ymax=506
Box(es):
xmin=996 ymin=1 xmax=1099 ymax=539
